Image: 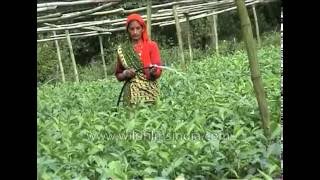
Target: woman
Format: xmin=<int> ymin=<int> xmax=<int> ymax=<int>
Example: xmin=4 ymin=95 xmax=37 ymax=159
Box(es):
xmin=115 ymin=13 xmax=162 ymax=106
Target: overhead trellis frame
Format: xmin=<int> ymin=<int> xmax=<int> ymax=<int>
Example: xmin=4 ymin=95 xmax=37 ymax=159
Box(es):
xmin=37 ymin=0 xmax=278 ymax=82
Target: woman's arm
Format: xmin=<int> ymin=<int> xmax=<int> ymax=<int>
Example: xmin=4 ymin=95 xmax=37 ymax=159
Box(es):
xmin=149 ymin=41 xmax=162 ymax=80
xmin=115 ymin=56 xmax=127 ymax=81
xmin=115 ymin=56 xmax=136 ymax=81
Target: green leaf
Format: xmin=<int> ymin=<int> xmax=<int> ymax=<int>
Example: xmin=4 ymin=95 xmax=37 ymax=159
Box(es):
xmin=144 ymin=167 xmax=158 ymax=175
xmin=174 ymin=122 xmax=186 ymax=132
xmin=94 ymin=125 xmax=104 ymax=131
xmin=88 ymin=144 xmax=104 ymax=155
xmin=230 ymin=168 xmax=239 ymax=178
xmin=159 ymin=151 xmax=170 ymax=162
xmin=271 ymin=124 xmax=281 ymax=140
xmin=187 ymin=124 xmax=195 ymax=135
xmin=40 ymin=143 xmax=51 ymax=153
xmin=267 ymin=143 xmax=281 ymax=157
xmin=258 ymin=169 xmax=273 ymax=180
xmin=141 ymin=161 xmax=154 ymax=166
xmin=125 ymin=119 xmax=136 ymax=132
xmin=106 ymin=161 xmax=126 ymax=179
xmin=234 ymin=127 xmax=244 ymax=138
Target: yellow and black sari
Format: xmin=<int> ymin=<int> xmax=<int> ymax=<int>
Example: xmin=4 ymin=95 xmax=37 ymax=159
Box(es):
xmin=117 ymin=43 xmax=160 ymax=106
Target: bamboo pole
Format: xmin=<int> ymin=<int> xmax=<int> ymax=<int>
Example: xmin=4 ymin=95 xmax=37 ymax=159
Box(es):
xmin=98 ymin=35 xmax=108 ymax=79
xmin=43 ymin=21 xmax=94 ymax=28
xmin=151 ymin=0 xmax=203 ymax=9
xmin=82 ymin=26 xmax=110 ymax=32
xmin=122 ymin=0 xmax=204 ymax=14
xmin=38 ymin=31 xmax=112 ymax=42
xmin=213 ymin=13 xmax=219 ymax=54
xmin=51 ymin=31 xmax=98 ymax=38
xmin=147 ymin=0 xmax=152 ymax=38
xmin=173 ymin=5 xmax=185 ymax=67
xmin=37 ymin=0 xmax=119 ymax=8
xmin=89 ymin=8 xmax=124 ymax=16
xmin=177 ymin=0 xmax=232 ymax=10
xmin=37 ymin=13 xmax=62 ymax=20
xmin=37 ymin=6 xmax=57 ymax=12
xmin=53 ymin=31 xmax=66 ymax=83
xmin=174 ymin=0 xmax=235 ymax=13
xmin=185 ymin=13 xmax=193 ymax=62
xmin=37 ymin=0 xmax=206 ymax=19
xmin=110 ymin=14 xmax=183 ymax=26
xmin=107 ymin=27 xmax=126 ymax=32
xmin=37 ymin=19 xmax=112 ymax=32
xmin=156 ymin=0 xmax=233 ymax=13
xmin=69 ymin=32 xmax=111 ymax=38
xmin=235 ymin=0 xmax=270 ymax=137
xmin=159 ymin=1 xmax=258 ymax=26
xmin=208 ymin=14 xmax=215 ymax=49
xmin=41 ymin=19 xmax=122 ymax=30
xmin=156 ymin=0 xmax=241 ymax=14
xmin=252 ymin=5 xmax=261 ymax=48
xmin=37 ymin=0 xmax=262 ymax=34
xmin=188 ymin=10 xmax=210 ymax=16
xmin=37 ymin=0 xmax=257 ymax=32
xmin=65 ymin=30 xmax=79 ymax=83
xmin=37 ymin=2 xmax=117 ymax=23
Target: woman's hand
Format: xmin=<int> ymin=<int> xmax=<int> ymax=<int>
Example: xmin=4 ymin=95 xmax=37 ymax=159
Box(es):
xmin=123 ymin=68 xmax=136 ymax=79
xmin=147 ymin=66 xmax=158 ymax=80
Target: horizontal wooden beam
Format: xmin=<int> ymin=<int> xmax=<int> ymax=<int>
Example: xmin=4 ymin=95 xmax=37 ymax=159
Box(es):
xmin=159 ymin=1 xmax=258 ymax=26
xmin=37 ymin=6 xmax=57 ymax=12
xmin=37 ymin=31 xmax=112 ymax=42
xmin=37 ymin=2 xmax=117 ymax=23
xmin=38 ymin=19 xmax=112 ymax=32
xmin=37 ymin=13 xmax=62 ymax=20
xmin=37 ymin=0 xmax=120 ymax=8
xmin=37 ymin=0 xmax=268 ymax=34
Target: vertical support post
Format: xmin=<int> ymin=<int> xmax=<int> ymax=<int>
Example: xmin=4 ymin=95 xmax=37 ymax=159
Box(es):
xmin=65 ymin=30 xmax=79 ymax=83
xmin=213 ymin=12 xmax=219 ymax=54
xmin=235 ymin=0 xmax=270 ymax=137
xmin=147 ymin=0 xmax=152 ymax=38
xmin=99 ymin=35 xmax=108 ymax=79
xmin=53 ymin=30 xmax=65 ymax=83
xmin=184 ymin=13 xmax=193 ymax=62
xmin=173 ymin=5 xmax=185 ymax=67
xmin=252 ymin=5 xmax=261 ymax=48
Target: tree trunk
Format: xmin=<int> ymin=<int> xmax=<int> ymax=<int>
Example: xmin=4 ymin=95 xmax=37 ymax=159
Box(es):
xmin=235 ymin=0 xmax=270 ymax=137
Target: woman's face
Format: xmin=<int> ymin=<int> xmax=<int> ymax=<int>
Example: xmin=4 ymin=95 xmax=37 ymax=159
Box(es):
xmin=128 ymin=20 xmax=143 ymax=41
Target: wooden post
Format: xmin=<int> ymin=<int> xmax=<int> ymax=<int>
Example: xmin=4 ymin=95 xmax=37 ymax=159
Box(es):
xmin=184 ymin=13 xmax=193 ymax=62
xmin=213 ymin=13 xmax=219 ymax=55
xmin=235 ymin=0 xmax=270 ymax=137
xmin=98 ymin=35 xmax=108 ymax=79
xmin=65 ymin=30 xmax=79 ymax=83
xmin=147 ymin=0 xmax=152 ymax=38
xmin=252 ymin=5 xmax=261 ymax=48
xmin=53 ymin=31 xmax=66 ymax=83
xmin=173 ymin=5 xmax=185 ymax=67
xmin=208 ymin=14 xmax=215 ymax=49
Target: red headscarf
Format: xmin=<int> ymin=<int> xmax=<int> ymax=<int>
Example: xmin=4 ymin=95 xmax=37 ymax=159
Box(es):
xmin=126 ymin=13 xmax=152 ymax=78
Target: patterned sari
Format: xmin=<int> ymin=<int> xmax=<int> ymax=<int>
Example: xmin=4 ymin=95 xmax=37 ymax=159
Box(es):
xmin=117 ymin=43 xmax=160 ymax=106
